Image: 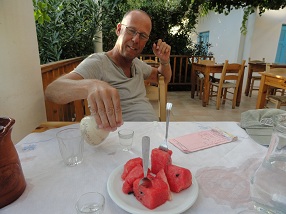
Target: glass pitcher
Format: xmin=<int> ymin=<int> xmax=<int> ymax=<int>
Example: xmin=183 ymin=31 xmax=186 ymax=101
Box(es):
xmin=250 ymin=113 xmax=286 ymax=213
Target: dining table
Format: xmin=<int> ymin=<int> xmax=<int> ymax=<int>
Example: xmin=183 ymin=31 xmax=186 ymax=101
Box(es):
xmin=1 ymin=121 xmax=268 ymax=214
xmin=256 ymin=69 xmax=286 ymax=109
xmin=191 ymin=63 xmax=245 ymax=107
xmin=244 ymin=62 xmax=286 ymax=97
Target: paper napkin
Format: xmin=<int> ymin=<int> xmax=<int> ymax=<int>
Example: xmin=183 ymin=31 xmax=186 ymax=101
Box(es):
xmin=169 ymin=128 xmax=237 ymax=153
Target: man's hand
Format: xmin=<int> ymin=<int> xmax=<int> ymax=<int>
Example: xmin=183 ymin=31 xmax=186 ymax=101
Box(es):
xmin=151 ymin=39 xmax=172 ymax=84
xmin=87 ymin=81 xmax=123 ymax=131
xmin=152 ymin=39 xmax=171 ymax=64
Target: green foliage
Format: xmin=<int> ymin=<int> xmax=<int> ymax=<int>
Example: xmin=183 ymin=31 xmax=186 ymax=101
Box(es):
xmin=33 ymin=0 xmax=102 ymax=64
xmin=101 ymin=0 xmax=206 ymax=56
xmin=34 ymin=0 xmax=285 ymax=63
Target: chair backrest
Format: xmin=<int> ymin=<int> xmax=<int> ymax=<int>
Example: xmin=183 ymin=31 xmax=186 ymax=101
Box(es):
xmin=266 ymin=63 xmax=286 ymax=75
xmin=219 ymin=60 xmax=246 ymax=88
xmin=248 ymin=57 xmax=265 ymax=63
xmin=145 ymin=75 xmax=167 ymax=121
xmin=198 ymin=58 xmax=215 ymax=65
xmin=143 ymin=59 xmax=167 ymax=121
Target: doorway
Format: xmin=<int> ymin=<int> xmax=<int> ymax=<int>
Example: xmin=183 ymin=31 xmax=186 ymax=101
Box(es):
xmin=275 ymin=24 xmax=286 ymax=64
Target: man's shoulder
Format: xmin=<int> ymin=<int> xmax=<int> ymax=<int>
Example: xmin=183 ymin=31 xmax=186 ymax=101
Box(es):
xmin=86 ymin=52 xmax=107 ymax=61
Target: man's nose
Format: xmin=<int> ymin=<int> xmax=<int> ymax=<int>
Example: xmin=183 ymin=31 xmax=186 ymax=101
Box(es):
xmin=132 ymin=33 xmax=140 ymax=42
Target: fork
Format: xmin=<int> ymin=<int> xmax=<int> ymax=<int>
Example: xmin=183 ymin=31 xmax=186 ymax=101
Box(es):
xmin=159 ymin=102 xmax=172 ymax=151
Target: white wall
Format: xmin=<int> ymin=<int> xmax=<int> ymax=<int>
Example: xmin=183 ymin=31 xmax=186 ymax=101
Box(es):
xmin=0 ymin=0 xmax=46 ymax=143
xmin=192 ymin=8 xmax=286 ymax=63
xmin=192 ymin=8 xmax=286 ymax=89
xmin=249 ymin=8 xmax=286 ymax=62
xmin=191 ymin=10 xmax=245 ymax=64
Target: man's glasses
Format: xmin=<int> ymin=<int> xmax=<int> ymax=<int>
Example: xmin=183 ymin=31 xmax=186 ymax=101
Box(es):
xmin=121 ymin=24 xmax=149 ymax=41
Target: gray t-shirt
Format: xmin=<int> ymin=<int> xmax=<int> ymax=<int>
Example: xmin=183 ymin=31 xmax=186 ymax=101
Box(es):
xmin=72 ymin=53 xmax=158 ymax=122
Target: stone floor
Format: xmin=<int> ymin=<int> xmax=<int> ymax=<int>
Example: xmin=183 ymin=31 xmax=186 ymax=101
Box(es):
xmin=155 ymin=90 xmax=281 ymax=122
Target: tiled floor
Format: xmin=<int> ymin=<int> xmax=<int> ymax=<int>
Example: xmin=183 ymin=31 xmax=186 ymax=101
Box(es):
xmin=163 ymin=90 xmax=279 ymax=122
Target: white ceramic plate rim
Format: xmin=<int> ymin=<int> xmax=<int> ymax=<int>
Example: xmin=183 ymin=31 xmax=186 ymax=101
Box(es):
xmin=107 ymin=164 xmax=199 ymax=214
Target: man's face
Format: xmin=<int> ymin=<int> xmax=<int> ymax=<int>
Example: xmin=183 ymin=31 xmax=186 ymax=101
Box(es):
xmin=116 ymin=12 xmax=152 ymax=60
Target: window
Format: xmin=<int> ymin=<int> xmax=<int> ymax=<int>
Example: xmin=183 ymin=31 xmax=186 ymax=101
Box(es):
xmin=197 ymin=31 xmax=210 ymax=55
xmin=198 ymin=31 xmax=209 ymax=44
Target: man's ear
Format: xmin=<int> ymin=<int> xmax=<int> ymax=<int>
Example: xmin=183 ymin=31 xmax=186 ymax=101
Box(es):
xmin=115 ymin=23 xmax=122 ymax=36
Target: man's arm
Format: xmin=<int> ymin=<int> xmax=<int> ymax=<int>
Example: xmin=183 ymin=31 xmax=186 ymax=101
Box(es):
xmin=152 ymin=39 xmax=172 ymax=84
xmin=45 ymin=72 xmax=89 ymax=104
xmin=157 ymin=62 xmax=171 ymax=84
xmin=45 ymin=72 xmax=123 ymax=131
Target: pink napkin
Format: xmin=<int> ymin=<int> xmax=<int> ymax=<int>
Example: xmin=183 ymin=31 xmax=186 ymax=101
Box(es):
xmin=169 ymin=128 xmax=237 ymax=153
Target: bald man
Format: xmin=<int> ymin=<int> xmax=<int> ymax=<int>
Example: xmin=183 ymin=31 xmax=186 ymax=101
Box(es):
xmin=45 ymin=9 xmax=172 ymax=131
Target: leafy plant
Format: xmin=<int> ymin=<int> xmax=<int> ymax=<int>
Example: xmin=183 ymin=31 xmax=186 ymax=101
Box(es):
xmin=33 ymin=0 xmax=102 ymax=64
xmin=34 ymin=0 xmax=285 ymax=63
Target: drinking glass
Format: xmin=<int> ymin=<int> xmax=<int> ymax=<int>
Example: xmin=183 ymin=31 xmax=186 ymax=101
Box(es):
xmin=118 ymin=129 xmax=134 ymax=151
xmin=75 ymin=192 xmax=105 ymax=214
xmin=56 ymin=128 xmax=84 ymax=166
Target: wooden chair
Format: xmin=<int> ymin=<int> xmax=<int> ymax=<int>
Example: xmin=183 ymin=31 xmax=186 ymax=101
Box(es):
xmin=145 ymin=75 xmax=167 ymax=121
xmin=196 ymin=58 xmax=216 ymax=99
xmin=143 ymin=58 xmax=167 ymax=121
xmin=142 ymin=57 xmax=159 ymax=68
xmin=248 ymin=57 xmax=265 ymax=97
xmin=265 ymin=64 xmax=286 ymax=109
xmin=267 ymin=96 xmax=286 ymax=108
xmin=209 ymin=60 xmax=246 ymax=110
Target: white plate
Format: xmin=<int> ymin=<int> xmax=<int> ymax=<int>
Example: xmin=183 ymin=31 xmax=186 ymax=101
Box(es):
xmin=107 ymin=164 xmax=199 ymax=214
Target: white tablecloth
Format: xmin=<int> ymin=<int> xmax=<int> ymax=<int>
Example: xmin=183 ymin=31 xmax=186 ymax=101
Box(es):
xmin=1 ymin=122 xmax=268 ymax=214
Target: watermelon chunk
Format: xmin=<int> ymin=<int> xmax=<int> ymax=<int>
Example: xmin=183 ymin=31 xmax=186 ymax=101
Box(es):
xmin=166 ymin=164 xmax=192 ymax=193
xmin=133 ymin=176 xmax=169 ymax=209
xmin=156 ymin=169 xmax=172 ymax=201
xmin=151 ymin=148 xmax=172 ymax=174
xmin=122 ymin=164 xmax=144 ymax=194
xmin=121 ymin=157 xmax=142 ymax=180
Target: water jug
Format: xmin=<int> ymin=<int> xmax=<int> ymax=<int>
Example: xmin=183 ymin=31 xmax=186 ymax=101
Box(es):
xmin=0 ymin=117 xmax=26 ymax=208
xmin=250 ymin=113 xmax=286 ymax=213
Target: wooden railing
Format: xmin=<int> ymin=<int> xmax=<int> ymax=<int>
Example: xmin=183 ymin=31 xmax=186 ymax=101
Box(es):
xmin=41 ymin=57 xmax=86 ymax=121
xmin=140 ymin=54 xmax=214 ymax=89
xmin=41 ymin=55 xmax=213 ymax=121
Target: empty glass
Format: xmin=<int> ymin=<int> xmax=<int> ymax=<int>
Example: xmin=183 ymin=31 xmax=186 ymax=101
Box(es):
xmin=56 ymin=128 xmax=84 ymax=166
xmin=75 ymin=192 xmax=105 ymax=214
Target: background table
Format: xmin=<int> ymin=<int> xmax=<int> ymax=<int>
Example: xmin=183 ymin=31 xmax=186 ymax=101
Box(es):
xmin=245 ymin=62 xmax=286 ymax=96
xmin=191 ymin=63 xmax=245 ymax=107
xmin=2 ymin=122 xmax=267 ymax=214
xmin=256 ymin=70 xmax=286 ymax=108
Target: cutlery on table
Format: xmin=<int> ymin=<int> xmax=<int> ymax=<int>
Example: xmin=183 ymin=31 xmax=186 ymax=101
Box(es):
xmin=159 ymin=102 xmax=172 ymax=152
xmin=139 ymin=136 xmax=152 ymax=187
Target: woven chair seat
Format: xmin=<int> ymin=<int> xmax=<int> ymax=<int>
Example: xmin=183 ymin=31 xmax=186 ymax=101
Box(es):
xmin=212 ymin=81 xmax=236 ymax=88
xmin=251 ymin=76 xmax=261 ymax=80
xmin=268 ymin=95 xmax=286 ymax=103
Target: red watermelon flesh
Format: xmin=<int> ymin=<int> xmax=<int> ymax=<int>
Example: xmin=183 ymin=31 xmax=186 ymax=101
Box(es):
xmin=133 ymin=176 xmax=169 ymax=209
xmin=121 ymin=157 xmax=142 ymax=180
xmin=122 ymin=164 xmax=144 ymax=194
xmin=156 ymin=169 xmax=172 ymax=201
xmin=151 ymin=148 xmax=172 ymax=174
xmin=166 ymin=164 xmax=192 ymax=193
